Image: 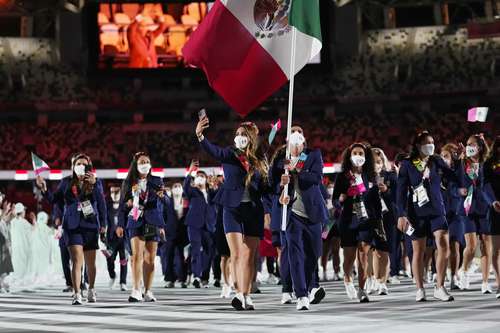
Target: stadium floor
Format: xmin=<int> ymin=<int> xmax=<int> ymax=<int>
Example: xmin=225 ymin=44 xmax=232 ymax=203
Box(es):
xmin=0 ymin=273 xmax=499 ymax=333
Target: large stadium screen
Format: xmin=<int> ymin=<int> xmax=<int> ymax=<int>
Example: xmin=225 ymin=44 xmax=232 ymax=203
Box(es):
xmin=97 ymin=2 xmax=213 ymax=69
xmin=96 ymin=1 xmax=320 ymax=70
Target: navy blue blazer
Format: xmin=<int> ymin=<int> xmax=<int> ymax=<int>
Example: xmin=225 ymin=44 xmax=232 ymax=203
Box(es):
xmin=161 ymin=194 xmax=178 ymax=240
xmin=333 ymin=171 xmax=382 ymax=223
xmin=44 ymin=177 xmax=107 ymax=230
xmin=183 ymin=175 xmax=216 ymax=230
xmin=396 ymin=156 xmax=463 ymax=219
xmin=106 ymin=202 xmax=121 ymax=242
xmin=118 ymin=175 xmax=166 ymax=229
xmin=484 ymin=160 xmax=499 ymax=205
xmin=199 ymin=137 xmax=268 ymax=210
xmin=457 ymin=162 xmax=495 ymax=217
xmin=269 ymin=149 xmax=329 ymax=225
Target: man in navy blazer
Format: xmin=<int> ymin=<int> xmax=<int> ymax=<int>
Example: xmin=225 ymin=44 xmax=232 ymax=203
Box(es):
xmin=269 ymin=126 xmax=328 ymax=311
xmin=183 ymin=161 xmax=216 ymax=288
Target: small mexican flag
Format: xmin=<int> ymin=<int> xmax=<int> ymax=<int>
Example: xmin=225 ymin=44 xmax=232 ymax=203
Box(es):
xmin=31 ymin=152 xmax=50 ymax=176
xmin=183 ymin=0 xmax=322 ymax=117
xmin=268 ymin=119 xmax=282 ymax=145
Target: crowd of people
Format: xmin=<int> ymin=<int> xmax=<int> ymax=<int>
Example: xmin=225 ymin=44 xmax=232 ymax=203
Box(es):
xmin=1 ymin=114 xmax=499 ymax=312
xmin=0 ymin=107 xmax=497 ymax=171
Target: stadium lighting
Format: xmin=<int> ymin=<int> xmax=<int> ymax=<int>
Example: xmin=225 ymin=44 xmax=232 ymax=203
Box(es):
xmin=62 ymin=0 xmax=84 ymax=13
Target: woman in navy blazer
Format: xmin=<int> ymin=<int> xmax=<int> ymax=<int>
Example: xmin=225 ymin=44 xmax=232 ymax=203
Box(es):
xmin=440 ymin=143 xmax=465 ymax=291
xmin=36 ymin=153 xmax=106 ymax=305
xmin=115 ymin=152 xmax=166 ymax=303
xmin=183 ymin=161 xmax=216 ymax=288
xmin=457 ymin=134 xmax=497 ymax=294
xmin=333 ymin=143 xmax=381 ymax=303
xmin=484 ymin=136 xmax=500 ymax=299
xmin=396 ymin=131 xmax=464 ymax=302
xmin=196 ymin=116 xmax=269 ymax=311
xmin=270 ymin=126 xmax=328 ymax=311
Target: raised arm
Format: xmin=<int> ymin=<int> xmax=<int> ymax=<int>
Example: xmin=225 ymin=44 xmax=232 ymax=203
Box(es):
xmin=195 ymin=116 xmax=233 ymax=162
xmin=151 ymin=15 xmax=168 ymax=39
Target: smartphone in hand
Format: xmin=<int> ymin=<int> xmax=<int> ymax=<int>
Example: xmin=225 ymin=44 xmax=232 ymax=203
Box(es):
xmin=198 ymin=108 xmax=207 ymax=120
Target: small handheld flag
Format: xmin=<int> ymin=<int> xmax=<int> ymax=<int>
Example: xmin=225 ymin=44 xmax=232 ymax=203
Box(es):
xmin=31 ymin=152 xmax=50 ymax=176
xmin=268 ymin=119 xmax=282 ymax=145
xmin=467 ymin=107 xmax=488 ymax=122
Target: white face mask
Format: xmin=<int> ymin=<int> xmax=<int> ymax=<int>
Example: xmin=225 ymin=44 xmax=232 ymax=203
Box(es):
xmin=172 ymin=187 xmax=183 ymax=196
xmin=465 ymin=145 xmax=478 ymax=158
xmin=289 ymin=132 xmax=306 ymax=146
xmin=351 ymin=155 xmax=366 ymax=167
xmin=420 ymin=144 xmax=435 ymax=157
xmin=137 ymin=163 xmax=151 ymax=175
xmin=194 ymin=176 xmax=206 ymax=186
xmin=234 ymin=135 xmax=249 ymax=150
xmin=74 ymin=164 xmax=86 ymax=176
xmin=110 ymin=193 xmax=120 ymax=202
xmin=327 ymin=187 xmax=334 ymax=196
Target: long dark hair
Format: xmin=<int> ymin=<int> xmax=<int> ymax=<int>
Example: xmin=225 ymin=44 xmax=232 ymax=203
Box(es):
xmin=486 ymin=135 xmax=500 ymax=167
xmin=409 ymin=130 xmax=433 ymax=160
xmin=120 ymin=152 xmax=150 ymax=200
xmin=237 ymin=122 xmax=268 ymax=186
xmin=467 ymin=133 xmax=490 ymax=163
xmin=70 ymin=153 xmax=94 ymax=195
xmin=341 ymin=143 xmax=375 ymax=181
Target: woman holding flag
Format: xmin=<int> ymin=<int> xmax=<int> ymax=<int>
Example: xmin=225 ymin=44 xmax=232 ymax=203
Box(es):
xmin=195 ymin=116 xmax=269 ymax=311
xmin=35 ymin=153 xmax=107 ymax=305
xmin=270 ymin=126 xmax=328 ymax=311
xmin=457 ymin=134 xmax=496 ymax=294
xmin=115 ymin=152 xmax=166 ymax=303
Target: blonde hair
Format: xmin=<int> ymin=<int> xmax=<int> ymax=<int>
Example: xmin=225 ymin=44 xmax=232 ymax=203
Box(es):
xmin=238 ymin=122 xmax=268 ymax=186
xmin=371 ymin=147 xmax=392 ymax=172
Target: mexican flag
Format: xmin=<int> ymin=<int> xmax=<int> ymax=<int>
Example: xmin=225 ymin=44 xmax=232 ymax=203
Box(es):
xmin=183 ymin=0 xmax=322 ymax=117
xmin=31 ymin=152 xmax=50 ymax=176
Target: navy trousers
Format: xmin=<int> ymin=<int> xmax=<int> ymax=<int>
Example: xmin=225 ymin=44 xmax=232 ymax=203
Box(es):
xmin=386 ymin=218 xmax=403 ymax=277
xmin=159 ymin=238 xmax=187 ymax=283
xmin=188 ymin=226 xmax=213 ymax=279
xmin=106 ymin=240 xmax=127 ymax=284
xmin=280 ymin=231 xmax=293 ymax=293
xmin=285 ymin=213 xmax=322 ymax=298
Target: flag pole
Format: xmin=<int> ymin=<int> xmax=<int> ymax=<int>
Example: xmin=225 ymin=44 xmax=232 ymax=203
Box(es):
xmin=281 ymin=26 xmax=297 ymax=232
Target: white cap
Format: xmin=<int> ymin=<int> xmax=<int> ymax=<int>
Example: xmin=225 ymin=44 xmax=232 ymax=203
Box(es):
xmin=14 ymin=203 xmax=25 ymax=214
xmin=37 ymin=211 xmax=49 ymax=224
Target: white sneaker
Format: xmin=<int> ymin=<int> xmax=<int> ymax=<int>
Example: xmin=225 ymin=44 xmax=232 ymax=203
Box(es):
xmin=364 ymin=277 xmax=374 ymax=294
xmin=267 ymin=274 xmax=279 ymax=285
xmin=144 ymin=290 xmax=157 ymax=302
xmin=231 ymin=293 xmax=245 ymax=311
xmin=281 ymin=292 xmax=293 ymax=304
xmin=371 ymin=279 xmax=380 ymax=295
xmin=481 ymin=282 xmax=493 ymax=294
xmin=378 ymin=283 xmax=389 ymax=295
xmin=344 ymin=281 xmax=357 ymax=300
xmin=416 ymin=288 xmax=427 ymax=302
xmin=332 ymin=272 xmax=341 ymax=281
xmin=357 ymin=289 xmax=369 ymax=303
xmin=321 ymin=271 xmax=328 ymax=281
xmin=459 ymin=270 xmax=470 ymax=290
xmin=72 ymin=293 xmax=83 ymax=305
xmin=309 ymin=287 xmax=326 ymax=304
xmin=296 ymin=296 xmax=310 ymax=311
xmin=108 ymin=278 xmax=116 ymax=290
xmin=120 ymin=283 xmax=128 ymax=291
xmin=128 ymin=289 xmax=143 ymax=302
xmin=220 ymin=284 xmax=232 ymax=299
xmin=433 ymin=286 xmax=454 ymax=302
xmin=244 ymin=295 xmax=255 ymax=310
xmin=87 ymin=289 xmax=97 ymax=303
xmin=388 ymin=276 xmax=401 ymax=284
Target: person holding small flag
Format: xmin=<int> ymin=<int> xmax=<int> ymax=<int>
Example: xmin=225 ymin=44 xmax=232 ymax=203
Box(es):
xmin=35 ymin=153 xmax=107 ymax=305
